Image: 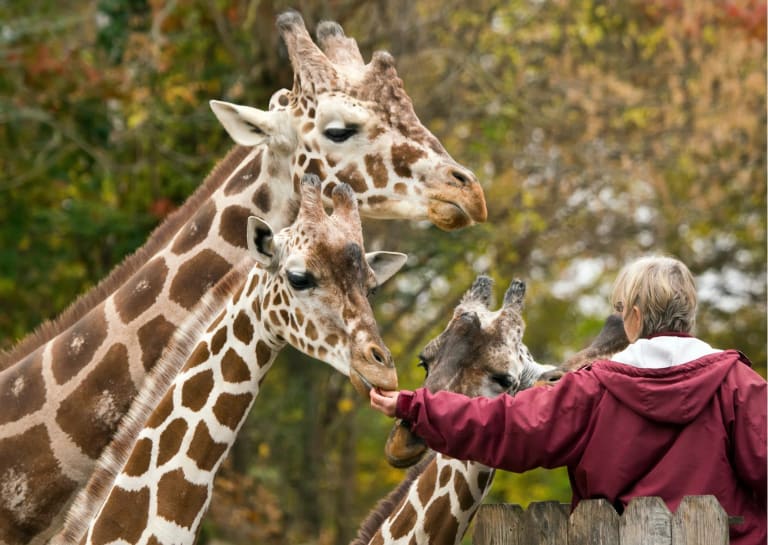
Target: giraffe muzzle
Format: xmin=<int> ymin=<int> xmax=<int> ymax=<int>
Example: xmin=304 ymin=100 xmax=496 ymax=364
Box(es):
xmin=349 ymin=342 xmax=398 ymax=396
xmin=427 ymin=165 xmax=487 ymax=230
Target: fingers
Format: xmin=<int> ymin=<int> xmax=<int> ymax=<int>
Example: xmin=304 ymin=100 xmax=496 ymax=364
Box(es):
xmin=369 ymin=388 xmax=398 ymax=417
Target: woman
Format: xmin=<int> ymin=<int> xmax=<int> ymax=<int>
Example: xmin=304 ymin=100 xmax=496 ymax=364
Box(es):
xmin=370 ymin=256 xmax=766 ymax=545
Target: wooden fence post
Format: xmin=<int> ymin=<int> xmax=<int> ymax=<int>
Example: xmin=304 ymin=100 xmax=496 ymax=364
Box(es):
xmin=473 ymin=496 xmax=730 ymax=545
xmin=568 ymin=498 xmax=620 ymax=544
xmin=620 ymin=497 xmax=672 ymax=545
xmin=672 ymin=495 xmax=729 ymax=545
xmin=518 ymin=502 xmax=569 ymax=545
xmin=473 ymin=503 xmax=524 ymax=545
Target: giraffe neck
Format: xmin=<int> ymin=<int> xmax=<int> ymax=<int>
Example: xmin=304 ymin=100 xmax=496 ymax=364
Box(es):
xmin=354 ymin=453 xmax=495 ymax=545
xmin=61 ymin=264 xmax=285 ymax=545
xmin=0 ymin=144 xmax=297 ymax=545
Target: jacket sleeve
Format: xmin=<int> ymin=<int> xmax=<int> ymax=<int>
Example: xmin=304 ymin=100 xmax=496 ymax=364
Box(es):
xmin=727 ymin=361 xmax=767 ymax=505
xmin=395 ymin=369 xmax=604 ymax=472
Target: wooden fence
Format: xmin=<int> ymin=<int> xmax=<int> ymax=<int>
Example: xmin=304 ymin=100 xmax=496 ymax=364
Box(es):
xmin=473 ymin=496 xmax=736 ymax=545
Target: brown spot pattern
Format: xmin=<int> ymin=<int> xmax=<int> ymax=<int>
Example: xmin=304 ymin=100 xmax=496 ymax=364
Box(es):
xmin=219 ymin=205 xmax=251 ymax=249
xmin=305 ymin=321 xmax=318 ymax=341
xmin=453 ymin=470 xmax=475 ymax=511
xmin=210 ymin=327 xmax=227 ymax=356
xmin=423 ymin=494 xmax=457 ymax=542
xmin=114 ymin=258 xmax=169 ymax=324
xmin=221 ymin=348 xmax=250 ymax=383
xmin=212 ymin=392 xmax=253 ymax=430
xmin=389 ymin=500 xmax=417 ymax=540
xmin=439 ymin=465 xmax=451 ymax=487
xmin=336 ymin=163 xmax=368 ymax=193
xmin=416 ymin=459 xmax=437 ymax=506
xmin=187 ymin=342 xmax=211 ymax=370
xmin=138 ymin=314 xmax=176 ymax=372
xmin=365 ymin=154 xmax=388 ymax=188
xmin=0 ymin=425 xmax=77 ymax=544
xmin=305 ymin=158 xmax=326 ymax=181
xmin=156 ymin=469 xmax=208 ymax=529
xmin=255 ymin=340 xmax=272 ymax=367
xmin=0 ymin=350 xmax=46 ymax=425
xmin=391 ymin=143 xmax=426 ymax=178
xmin=181 ymin=370 xmax=214 ymax=412
xmin=123 ymin=438 xmax=153 ymax=477
xmin=171 ymin=201 xmax=216 ymax=255
xmin=224 ymin=150 xmax=262 ymax=196
xmin=232 ymin=311 xmax=253 ymax=345
xmin=476 ymin=469 xmax=492 ymax=493
xmin=252 ymin=184 xmax=272 ymax=214
xmin=157 ymin=418 xmax=189 ymax=466
xmin=146 ymin=386 xmax=175 ymax=429
xmin=90 ymin=485 xmax=149 ymax=545
xmin=170 ymin=250 xmax=231 ymax=310
xmin=56 ymin=343 xmax=136 ymax=459
xmin=51 ymin=304 xmax=108 ymax=385
xmin=187 ymin=422 xmax=228 ymax=471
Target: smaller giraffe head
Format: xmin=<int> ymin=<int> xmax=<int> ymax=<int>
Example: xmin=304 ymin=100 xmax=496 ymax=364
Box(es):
xmin=209 ymin=11 xmax=487 ymax=231
xmin=248 ymin=174 xmax=406 ymax=395
xmin=385 ymin=275 xmax=545 ymax=467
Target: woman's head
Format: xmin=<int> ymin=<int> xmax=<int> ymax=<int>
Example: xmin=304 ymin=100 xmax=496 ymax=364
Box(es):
xmin=611 ymin=255 xmax=697 ymax=339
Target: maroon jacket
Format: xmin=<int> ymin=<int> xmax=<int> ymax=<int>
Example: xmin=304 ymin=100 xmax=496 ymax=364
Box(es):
xmin=396 ymin=349 xmax=767 ymax=545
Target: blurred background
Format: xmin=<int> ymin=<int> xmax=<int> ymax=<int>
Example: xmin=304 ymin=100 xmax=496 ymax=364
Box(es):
xmin=1 ymin=0 xmax=765 ymax=543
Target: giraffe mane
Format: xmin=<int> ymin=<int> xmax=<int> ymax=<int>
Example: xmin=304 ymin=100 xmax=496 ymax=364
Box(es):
xmin=0 ymin=145 xmax=251 ymax=371
xmin=349 ymin=451 xmax=437 ymax=545
xmin=52 ymin=260 xmax=253 ymax=545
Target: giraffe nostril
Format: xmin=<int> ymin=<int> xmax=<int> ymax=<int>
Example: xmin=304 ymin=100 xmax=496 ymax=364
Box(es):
xmin=368 ymin=345 xmax=387 ymax=366
xmin=452 ymin=170 xmax=471 ymax=185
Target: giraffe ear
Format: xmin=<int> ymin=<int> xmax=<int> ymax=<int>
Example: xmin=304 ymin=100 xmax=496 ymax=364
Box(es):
xmin=210 ymin=100 xmax=295 ymax=150
xmin=247 ymin=216 xmax=276 ymax=267
xmin=366 ymin=252 xmax=407 ymax=286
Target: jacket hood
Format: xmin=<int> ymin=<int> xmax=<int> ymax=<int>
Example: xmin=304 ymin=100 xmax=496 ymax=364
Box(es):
xmin=590 ymin=349 xmax=746 ymax=425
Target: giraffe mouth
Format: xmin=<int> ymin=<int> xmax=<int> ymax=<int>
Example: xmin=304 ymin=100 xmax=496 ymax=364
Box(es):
xmin=352 ymin=369 xmax=374 ymax=395
xmin=384 ymin=418 xmax=428 ymax=468
xmin=428 ymin=198 xmax=485 ymax=231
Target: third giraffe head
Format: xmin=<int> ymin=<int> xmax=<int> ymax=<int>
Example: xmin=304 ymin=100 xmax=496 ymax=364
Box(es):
xmin=211 ymin=10 xmax=487 ymax=231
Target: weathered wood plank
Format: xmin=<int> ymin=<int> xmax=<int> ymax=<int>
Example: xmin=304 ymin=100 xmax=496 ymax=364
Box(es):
xmin=569 ymin=498 xmax=620 ymax=545
xmin=672 ymin=495 xmax=729 ymax=545
xmin=619 ymin=497 xmax=672 ymax=545
xmin=519 ymin=502 xmax=569 ymax=545
xmin=473 ymin=503 xmax=524 ymax=545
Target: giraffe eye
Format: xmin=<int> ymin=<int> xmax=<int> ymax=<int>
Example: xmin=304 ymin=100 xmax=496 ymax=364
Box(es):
xmin=323 ymin=126 xmax=358 ymax=143
xmin=286 ymin=270 xmax=317 ymax=291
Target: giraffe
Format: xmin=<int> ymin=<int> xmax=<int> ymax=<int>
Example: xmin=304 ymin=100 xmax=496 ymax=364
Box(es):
xmin=355 ymin=275 xmax=550 ymax=545
xmin=0 ymin=11 xmax=486 ymax=545
xmin=58 ymin=175 xmax=406 ymax=545
xmin=354 ymin=282 xmax=630 ymax=545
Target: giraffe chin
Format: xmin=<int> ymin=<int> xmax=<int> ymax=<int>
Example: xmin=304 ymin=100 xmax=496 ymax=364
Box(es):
xmin=427 ymin=199 xmax=480 ymax=231
xmin=384 ymin=419 xmax=428 ymax=468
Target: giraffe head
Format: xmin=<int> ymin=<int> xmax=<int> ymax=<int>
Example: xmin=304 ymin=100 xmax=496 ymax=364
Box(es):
xmin=248 ymin=174 xmax=406 ymax=395
xmin=385 ymin=275 xmax=546 ymax=467
xmin=210 ymin=10 xmax=487 ymax=231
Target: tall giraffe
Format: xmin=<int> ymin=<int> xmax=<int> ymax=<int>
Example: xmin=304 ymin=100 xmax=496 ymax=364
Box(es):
xmin=356 ymin=281 xmax=630 ymax=545
xmin=57 ymin=175 xmax=405 ymax=545
xmin=356 ymin=276 xmax=549 ymax=545
xmin=0 ymin=11 xmax=486 ymax=545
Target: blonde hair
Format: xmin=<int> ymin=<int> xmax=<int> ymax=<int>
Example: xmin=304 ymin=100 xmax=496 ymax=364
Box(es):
xmin=611 ymin=255 xmax=697 ymax=337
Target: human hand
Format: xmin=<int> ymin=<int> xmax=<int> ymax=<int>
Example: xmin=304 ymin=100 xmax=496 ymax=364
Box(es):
xmin=369 ymin=388 xmax=399 ymax=417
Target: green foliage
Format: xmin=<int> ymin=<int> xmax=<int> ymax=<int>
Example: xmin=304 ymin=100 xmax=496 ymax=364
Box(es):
xmin=1 ymin=1 xmax=765 ymax=544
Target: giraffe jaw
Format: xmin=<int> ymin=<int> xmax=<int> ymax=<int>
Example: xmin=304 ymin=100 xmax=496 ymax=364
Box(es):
xmin=384 ymin=418 xmax=428 ymax=468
